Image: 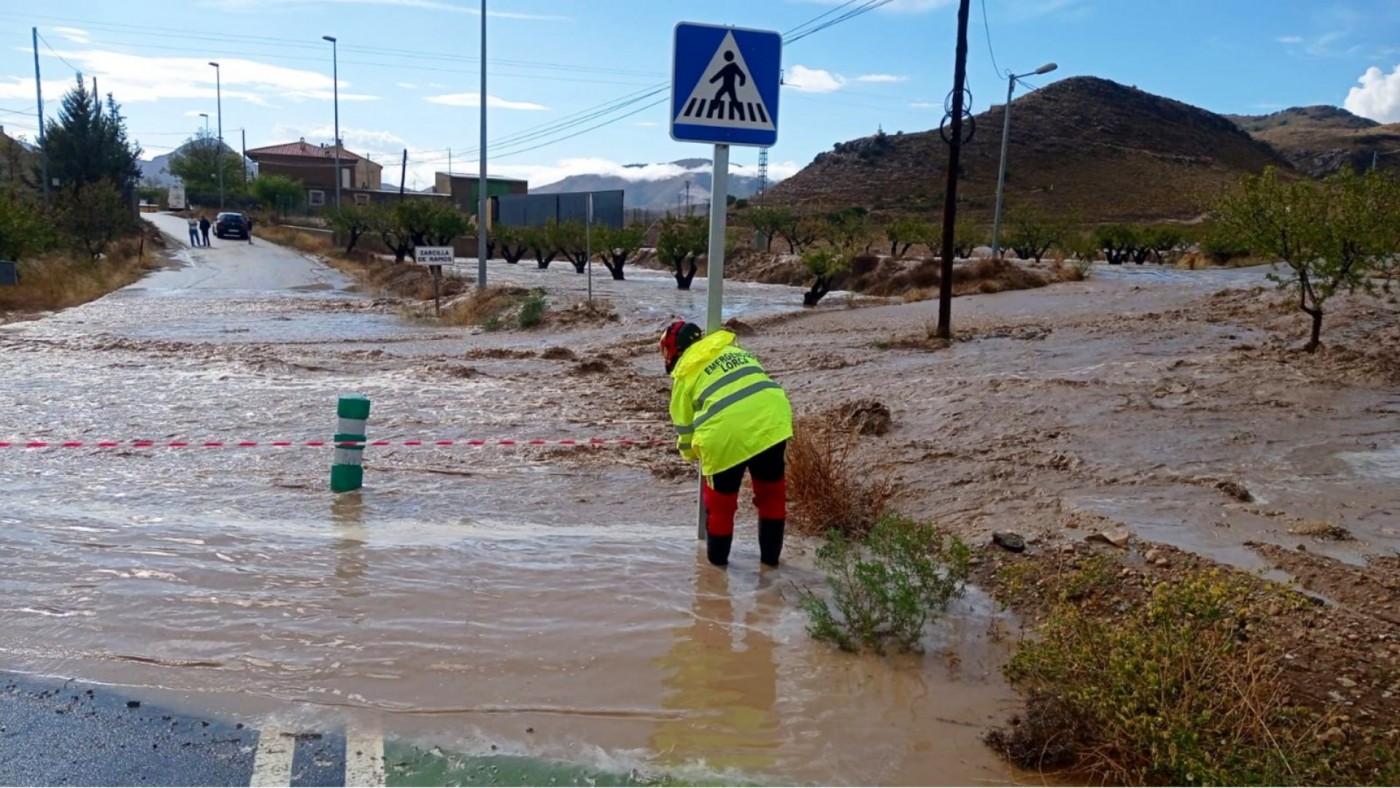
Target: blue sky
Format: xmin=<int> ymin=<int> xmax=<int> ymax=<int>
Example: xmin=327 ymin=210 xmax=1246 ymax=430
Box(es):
xmin=2 ymin=0 xmax=1399 ymax=190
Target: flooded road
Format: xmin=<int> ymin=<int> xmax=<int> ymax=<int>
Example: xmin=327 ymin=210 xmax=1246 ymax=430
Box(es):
xmin=0 ymin=215 xmax=1017 ymax=785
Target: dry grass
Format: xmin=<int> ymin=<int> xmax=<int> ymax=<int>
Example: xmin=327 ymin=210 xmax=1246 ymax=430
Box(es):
xmin=252 ymin=224 xmax=336 ymax=256
xmin=0 ymin=234 xmax=157 ymax=315
xmin=253 ymin=223 xmax=468 ymax=302
xmin=787 ymin=417 xmax=893 ymax=538
xmin=439 ymin=286 xmax=532 ymax=328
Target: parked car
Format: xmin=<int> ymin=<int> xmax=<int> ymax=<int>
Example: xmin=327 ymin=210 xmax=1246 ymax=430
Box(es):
xmin=215 ymin=212 xmax=249 ymax=239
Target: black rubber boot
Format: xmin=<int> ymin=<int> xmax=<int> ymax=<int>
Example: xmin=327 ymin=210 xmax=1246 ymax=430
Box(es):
xmin=706 ymin=534 xmax=732 ymax=567
xmin=758 ymin=519 xmax=785 ymax=567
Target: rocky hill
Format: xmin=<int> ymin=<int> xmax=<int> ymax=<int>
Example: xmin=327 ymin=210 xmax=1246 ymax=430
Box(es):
xmin=534 ymin=159 xmax=767 ymax=211
xmin=1227 ymin=106 xmax=1400 ymax=177
xmin=764 ymin=76 xmax=1295 ymax=223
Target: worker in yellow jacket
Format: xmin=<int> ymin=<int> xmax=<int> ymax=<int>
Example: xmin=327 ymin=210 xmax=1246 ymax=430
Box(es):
xmin=662 ymin=321 xmax=794 ymax=567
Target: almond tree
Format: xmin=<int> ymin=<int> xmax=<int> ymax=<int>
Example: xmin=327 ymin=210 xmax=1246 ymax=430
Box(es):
xmin=658 ymin=215 xmax=707 ymax=290
xmin=595 ymin=224 xmax=644 ymax=280
xmin=1215 ymin=166 xmax=1398 ymax=352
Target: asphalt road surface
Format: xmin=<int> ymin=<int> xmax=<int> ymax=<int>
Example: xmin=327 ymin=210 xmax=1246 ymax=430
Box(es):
xmin=143 ymin=213 xmax=350 ymax=292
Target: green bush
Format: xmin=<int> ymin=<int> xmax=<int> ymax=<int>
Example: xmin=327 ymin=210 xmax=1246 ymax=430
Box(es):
xmin=990 ymin=565 xmax=1380 ymax=785
xmin=802 ymin=514 xmax=971 ymax=655
xmin=517 ymin=288 xmax=547 ymax=329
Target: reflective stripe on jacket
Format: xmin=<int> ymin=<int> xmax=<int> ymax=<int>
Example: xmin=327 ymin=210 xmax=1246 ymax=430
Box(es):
xmin=669 ymin=330 xmax=793 ymax=476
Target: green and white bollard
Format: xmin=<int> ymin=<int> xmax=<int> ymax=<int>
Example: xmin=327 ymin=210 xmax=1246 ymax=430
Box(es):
xmin=330 ymin=394 xmax=371 ymax=493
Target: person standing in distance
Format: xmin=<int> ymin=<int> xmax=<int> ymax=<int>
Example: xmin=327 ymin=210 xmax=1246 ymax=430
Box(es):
xmin=662 ymin=321 xmax=793 ymax=568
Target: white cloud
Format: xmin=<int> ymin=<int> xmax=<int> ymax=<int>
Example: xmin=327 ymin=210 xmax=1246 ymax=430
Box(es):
xmin=908 ymin=100 xmax=940 ymax=109
xmin=785 ymin=65 xmax=845 ymax=93
xmin=205 ymin=0 xmax=567 ymax=20
xmin=3 ymin=48 xmax=376 ymax=105
xmin=423 ymin=92 xmax=547 ymax=111
xmin=633 ymin=121 xmax=658 ymax=127
xmin=1277 ymin=35 xmax=1304 ymax=44
xmin=384 ymin=157 xmax=800 ymax=193
xmin=54 ymin=27 xmax=90 ymax=44
xmin=183 ymin=109 xmax=212 ymax=118
xmin=271 ymin=123 xmax=409 ymax=153
xmin=1344 ymin=64 xmax=1400 ymax=123
xmin=855 ymin=74 xmax=907 ymax=84
xmin=396 ymin=82 xmax=420 ymax=90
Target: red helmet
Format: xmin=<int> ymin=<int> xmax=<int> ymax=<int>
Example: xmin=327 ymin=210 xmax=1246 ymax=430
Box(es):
xmin=660 ymin=321 xmax=703 ymax=373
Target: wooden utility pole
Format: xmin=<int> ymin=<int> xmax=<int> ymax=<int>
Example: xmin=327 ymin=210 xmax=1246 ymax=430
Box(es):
xmin=935 ymin=0 xmax=972 ymax=340
xmin=398 ymin=149 xmax=407 ymax=201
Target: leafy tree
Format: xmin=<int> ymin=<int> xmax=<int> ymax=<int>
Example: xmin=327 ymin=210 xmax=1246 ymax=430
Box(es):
xmin=326 ymin=204 xmax=376 ymax=254
xmin=595 ymin=224 xmax=644 ymax=281
xmin=40 ymin=75 xmax=141 ymax=193
xmin=492 ymin=224 xmax=529 ymax=264
xmin=1145 ymin=226 xmax=1186 ymax=265
xmin=1004 ymin=208 xmax=1068 ymax=262
xmin=885 ymin=217 xmax=935 ymax=258
xmin=370 ymin=204 xmax=412 ymax=263
xmin=824 ymin=206 xmax=873 ymax=252
xmin=552 ymin=219 xmax=591 ymax=273
xmin=60 ymin=181 xmax=131 ymax=259
xmin=769 ymin=210 xmax=822 ymax=254
xmin=747 ymin=205 xmax=790 ymax=252
xmin=1094 ymin=224 xmax=1138 ymax=265
xmin=951 ymin=216 xmax=986 ymax=260
xmin=252 ymin=174 xmax=304 ymax=219
xmin=524 ymin=222 xmax=560 ymax=270
xmin=167 ymin=130 xmax=245 ymax=197
xmin=1214 ymin=166 xmax=1399 ymax=352
xmin=424 ymin=202 xmax=470 ymax=246
xmin=801 ymin=247 xmax=849 ymax=307
xmin=658 ymin=215 xmax=707 ymax=290
xmin=0 ymin=189 xmax=51 ymax=261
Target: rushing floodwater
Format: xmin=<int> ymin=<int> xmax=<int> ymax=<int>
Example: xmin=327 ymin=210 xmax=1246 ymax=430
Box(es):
xmin=0 ymin=215 xmax=1019 ymax=785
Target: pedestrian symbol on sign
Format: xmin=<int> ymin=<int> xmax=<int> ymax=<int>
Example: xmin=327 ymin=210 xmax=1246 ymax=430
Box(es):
xmin=673 ymin=28 xmax=778 ymax=139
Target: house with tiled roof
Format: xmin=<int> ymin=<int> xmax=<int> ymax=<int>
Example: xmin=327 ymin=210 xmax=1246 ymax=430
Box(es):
xmin=245 ymin=138 xmax=383 ymax=209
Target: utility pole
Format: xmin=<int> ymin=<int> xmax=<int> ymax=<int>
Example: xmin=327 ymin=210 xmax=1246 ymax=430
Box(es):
xmin=991 ymin=62 xmax=1057 ymax=259
xmin=32 ymin=27 xmax=48 ymax=201
xmin=210 ymin=62 xmax=224 ymax=209
xmin=323 ymin=36 xmax=341 ymax=211
xmin=935 ymin=0 xmax=971 ymax=341
xmin=399 ymin=148 xmax=407 ymax=201
xmin=477 ymin=0 xmax=489 ymax=289
xmin=448 ymin=147 xmax=452 ymax=176
xmin=240 ymin=128 xmax=247 ymax=189
xmin=685 ymin=179 xmax=691 ymax=215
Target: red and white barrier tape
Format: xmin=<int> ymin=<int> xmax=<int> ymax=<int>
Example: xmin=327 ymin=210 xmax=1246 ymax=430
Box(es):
xmin=0 ymin=438 xmax=664 ymax=450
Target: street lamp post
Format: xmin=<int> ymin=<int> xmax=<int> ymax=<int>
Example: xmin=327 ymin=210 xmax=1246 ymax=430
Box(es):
xmin=1372 ymin=148 xmax=1400 ymax=171
xmin=991 ymin=62 xmax=1057 ymax=260
xmin=209 ymin=61 xmax=224 ymax=209
xmin=477 ymin=0 xmax=488 ymax=290
xmin=323 ymin=35 xmax=341 ymax=211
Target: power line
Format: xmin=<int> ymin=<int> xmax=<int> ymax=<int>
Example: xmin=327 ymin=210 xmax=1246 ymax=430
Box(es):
xmin=36 ymin=31 xmax=84 ymax=75
xmin=981 ymin=0 xmax=1003 ymax=77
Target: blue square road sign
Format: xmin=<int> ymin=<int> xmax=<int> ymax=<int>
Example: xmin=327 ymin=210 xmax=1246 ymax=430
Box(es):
xmin=671 ymin=22 xmax=782 ymax=147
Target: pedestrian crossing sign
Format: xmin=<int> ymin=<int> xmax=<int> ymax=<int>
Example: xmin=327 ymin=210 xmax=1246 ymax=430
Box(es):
xmin=671 ymin=22 xmax=782 ymax=147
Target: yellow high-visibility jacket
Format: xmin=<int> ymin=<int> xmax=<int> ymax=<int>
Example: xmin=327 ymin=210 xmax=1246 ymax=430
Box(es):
xmin=669 ymin=330 xmax=793 ymax=476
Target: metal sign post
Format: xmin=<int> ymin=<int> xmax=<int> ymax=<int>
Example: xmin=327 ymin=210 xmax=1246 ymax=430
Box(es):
xmin=414 ymin=246 xmax=455 ymax=316
xmin=671 ymin=21 xmax=782 ymax=540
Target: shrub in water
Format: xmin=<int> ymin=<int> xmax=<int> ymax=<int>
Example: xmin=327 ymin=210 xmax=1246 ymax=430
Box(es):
xmin=802 ymin=514 xmax=971 ymax=655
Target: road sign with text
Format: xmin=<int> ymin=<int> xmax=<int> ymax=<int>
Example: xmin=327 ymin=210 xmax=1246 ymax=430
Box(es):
xmin=671 ymin=22 xmax=782 ymax=147
xmin=413 ymin=247 xmax=454 ymax=266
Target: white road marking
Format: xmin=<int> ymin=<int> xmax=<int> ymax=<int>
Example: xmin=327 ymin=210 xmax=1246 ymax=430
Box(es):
xmin=250 ymin=729 xmax=295 ymax=787
xmin=345 ymin=724 xmax=386 ymax=787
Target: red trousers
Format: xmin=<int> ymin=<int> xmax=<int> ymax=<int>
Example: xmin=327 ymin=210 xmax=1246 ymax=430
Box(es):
xmin=703 ymin=441 xmax=786 ymax=538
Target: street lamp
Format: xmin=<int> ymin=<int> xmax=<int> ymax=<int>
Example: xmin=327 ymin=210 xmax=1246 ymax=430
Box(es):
xmin=1372 ymin=148 xmax=1400 ymax=171
xmin=991 ymin=61 xmax=1057 ymax=260
xmin=198 ymin=112 xmax=209 ymax=136
xmin=209 ymin=61 xmax=224 ymax=209
xmin=323 ymin=35 xmax=341 ymax=211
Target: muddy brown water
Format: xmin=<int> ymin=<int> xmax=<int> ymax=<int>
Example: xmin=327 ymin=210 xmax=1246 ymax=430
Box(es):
xmin=0 ymin=216 xmax=1019 ymax=785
